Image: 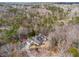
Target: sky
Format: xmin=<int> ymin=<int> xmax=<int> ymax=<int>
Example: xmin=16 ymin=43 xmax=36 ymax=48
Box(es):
xmin=0 ymin=0 xmax=79 ymax=2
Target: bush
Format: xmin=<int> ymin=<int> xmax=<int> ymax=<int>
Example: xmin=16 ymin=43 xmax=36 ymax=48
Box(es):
xmin=0 ymin=19 xmax=7 ymax=26
xmin=69 ymin=17 xmax=79 ymax=24
xmin=74 ymin=17 xmax=79 ymax=24
xmin=27 ymin=29 xmax=36 ymax=38
xmin=8 ymin=8 xmax=18 ymax=14
xmin=32 ymin=5 xmax=40 ymax=8
xmin=47 ymin=5 xmax=69 ymax=20
xmin=4 ymin=24 xmax=20 ymax=43
xmin=69 ymin=48 xmax=79 ymax=57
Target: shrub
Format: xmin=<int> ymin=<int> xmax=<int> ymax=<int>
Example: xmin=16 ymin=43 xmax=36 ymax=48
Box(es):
xmin=69 ymin=17 xmax=79 ymax=24
xmin=8 ymin=8 xmax=18 ymax=14
xmin=4 ymin=24 xmax=20 ymax=43
xmin=47 ymin=5 xmax=69 ymax=20
xmin=69 ymin=48 xmax=79 ymax=57
xmin=27 ymin=29 xmax=36 ymax=38
xmin=32 ymin=5 xmax=40 ymax=8
xmin=74 ymin=17 xmax=79 ymax=24
xmin=0 ymin=19 xmax=7 ymax=26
